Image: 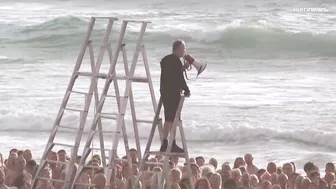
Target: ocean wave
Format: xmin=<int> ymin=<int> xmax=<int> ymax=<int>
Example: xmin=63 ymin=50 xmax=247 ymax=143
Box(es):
xmin=1 ymin=112 xmax=336 ymax=150
xmin=1 ymin=16 xmax=336 ymax=58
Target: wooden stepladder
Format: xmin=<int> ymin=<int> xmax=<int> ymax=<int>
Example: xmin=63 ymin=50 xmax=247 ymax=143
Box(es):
xmin=135 ymin=95 xmax=195 ymax=189
xmin=32 ymin=17 xmax=118 ymax=189
xmin=71 ymin=20 xmax=160 ymax=189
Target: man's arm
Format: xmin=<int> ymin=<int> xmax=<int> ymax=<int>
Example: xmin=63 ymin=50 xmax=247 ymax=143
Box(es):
xmin=172 ymin=59 xmax=190 ymax=95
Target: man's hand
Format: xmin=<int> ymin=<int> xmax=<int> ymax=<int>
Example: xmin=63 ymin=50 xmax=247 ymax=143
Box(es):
xmin=183 ymin=62 xmax=190 ymax=70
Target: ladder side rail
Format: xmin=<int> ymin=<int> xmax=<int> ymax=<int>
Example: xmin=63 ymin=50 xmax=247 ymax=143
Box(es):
xmin=106 ymin=21 xmax=148 ymax=188
xmin=63 ymin=19 xmax=115 ymax=189
xmin=132 ymin=98 xmax=163 ymax=189
xmin=162 ymin=96 xmax=185 ymax=189
xmin=179 ymin=119 xmax=194 ymax=189
xmin=121 ymin=44 xmax=143 ymax=164
xmin=77 ymin=21 xmax=128 ymax=188
xmin=141 ymin=46 xmax=164 ymax=141
xmin=141 ymin=45 xmax=158 ymax=111
xmin=48 ymin=17 xmax=96 ymax=144
xmin=32 ymin=17 xmax=96 ymax=189
xmin=68 ymin=19 xmax=118 ymax=188
xmin=89 ymin=18 xmax=116 ymax=168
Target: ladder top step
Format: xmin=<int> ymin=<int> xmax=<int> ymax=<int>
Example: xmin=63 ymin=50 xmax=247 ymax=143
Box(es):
xmin=146 ymin=151 xmax=186 ymax=157
xmin=92 ymin=16 xmax=118 ymax=20
xmin=123 ymin=19 xmax=151 ymax=23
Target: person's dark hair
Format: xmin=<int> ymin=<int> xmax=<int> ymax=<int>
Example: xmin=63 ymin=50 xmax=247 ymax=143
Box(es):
xmin=57 ymin=149 xmax=66 ymax=154
xmin=223 ymin=179 xmax=237 ymax=189
xmin=26 ymin=159 xmax=37 ymax=168
xmin=9 ymin=149 xmax=18 ymax=154
xmin=17 ymin=150 xmax=24 ymax=156
xmin=172 ymin=40 xmax=184 ymax=51
xmin=304 ymin=162 xmax=315 ymax=173
xmin=195 ymin=156 xmax=205 ymax=162
xmin=326 ymin=162 xmax=335 ymax=170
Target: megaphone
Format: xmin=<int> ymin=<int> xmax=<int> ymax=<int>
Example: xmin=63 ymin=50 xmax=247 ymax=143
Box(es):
xmin=183 ymin=54 xmax=207 ymax=77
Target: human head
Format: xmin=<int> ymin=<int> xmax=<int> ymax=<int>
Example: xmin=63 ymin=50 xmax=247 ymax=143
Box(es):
xmin=209 ymin=158 xmax=218 ymax=170
xmin=169 ymin=168 xmax=182 ymax=183
xmin=195 ymin=177 xmax=211 ymax=189
xmin=283 ymin=163 xmax=294 ymax=176
xmin=172 ymin=40 xmax=186 ymax=58
xmin=267 ymin=162 xmax=277 ymax=174
xmin=57 ymin=150 xmax=67 ymax=162
xmin=244 ymin=153 xmax=254 ymax=165
xmin=303 ymin=162 xmax=315 ymax=176
xmin=233 ymin=157 xmax=246 ymax=169
xmin=23 ymin=149 xmax=32 ymax=161
xmin=209 ymin=172 xmax=222 ymax=189
xmin=325 ymin=162 xmax=335 ymax=173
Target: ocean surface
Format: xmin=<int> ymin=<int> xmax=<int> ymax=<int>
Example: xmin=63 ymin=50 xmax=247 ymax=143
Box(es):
xmin=1 ymin=0 xmax=336 ymax=172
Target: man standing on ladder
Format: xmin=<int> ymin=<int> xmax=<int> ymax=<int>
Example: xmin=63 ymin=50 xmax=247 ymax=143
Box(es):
xmin=159 ymin=39 xmax=190 ymax=153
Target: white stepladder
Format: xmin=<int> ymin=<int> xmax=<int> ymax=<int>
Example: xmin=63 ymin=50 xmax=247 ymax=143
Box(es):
xmin=71 ymin=20 xmax=161 ymax=189
xmin=32 ymin=17 xmax=119 ymax=189
xmin=135 ymin=95 xmax=195 ymax=189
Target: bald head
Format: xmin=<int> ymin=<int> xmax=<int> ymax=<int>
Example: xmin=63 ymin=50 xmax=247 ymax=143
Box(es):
xmin=209 ymin=158 xmax=218 ymax=170
xmin=244 ymin=153 xmax=253 ymax=165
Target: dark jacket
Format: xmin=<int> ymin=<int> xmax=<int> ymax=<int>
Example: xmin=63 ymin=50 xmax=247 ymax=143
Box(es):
xmin=160 ymin=54 xmax=190 ymax=96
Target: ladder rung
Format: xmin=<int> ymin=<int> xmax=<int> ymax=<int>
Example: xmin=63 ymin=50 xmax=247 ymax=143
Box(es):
xmin=100 ymin=115 xmax=116 ymax=120
xmin=101 ymin=112 xmax=118 ymax=116
xmin=105 ymin=95 xmax=124 ymax=98
xmin=136 ymin=119 xmax=153 ymax=124
xmin=92 ymin=16 xmax=118 ymax=20
xmin=94 ymin=130 xmax=115 ymax=134
xmin=89 ymin=147 xmax=111 ymax=151
xmin=76 ymin=71 xmax=108 ymax=79
xmin=114 ymin=76 xmax=148 ymax=83
xmin=123 ymin=20 xmax=151 ymax=23
xmin=58 ymin=125 xmax=77 ymax=130
xmin=64 ymin=107 xmax=83 ymax=113
xmin=46 ymin=160 xmax=67 ymax=165
xmin=146 ymin=162 xmax=163 ymax=165
xmin=146 ymin=151 xmax=185 ymax=157
xmin=53 ymin=142 xmax=74 ymax=148
xmin=71 ymin=90 xmax=89 ymax=95
xmin=36 ymin=177 xmax=64 ymax=183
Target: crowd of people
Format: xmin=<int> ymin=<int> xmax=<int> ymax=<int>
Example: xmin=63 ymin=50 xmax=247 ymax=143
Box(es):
xmin=0 ymin=148 xmax=336 ymax=189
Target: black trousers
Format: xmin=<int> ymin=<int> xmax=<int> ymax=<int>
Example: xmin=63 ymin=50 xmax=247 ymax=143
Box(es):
xmin=161 ymin=93 xmax=181 ymax=122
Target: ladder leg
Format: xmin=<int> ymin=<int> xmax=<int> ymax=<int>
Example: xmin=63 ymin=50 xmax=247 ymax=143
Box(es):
xmin=107 ymin=21 xmax=148 ymax=188
xmin=121 ymin=44 xmax=142 ymax=164
xmin=162 ymin=96 xmax=185 ymax=189
xmin=179 ymin=119 xmax=195 ymax=189
xmin=88 ymin=40 xmax=107 ymax=167
xmin=32 ymin=17 xmax=97 ymax=189
xmin=68 ymin=18 xmax=116 ymax=188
